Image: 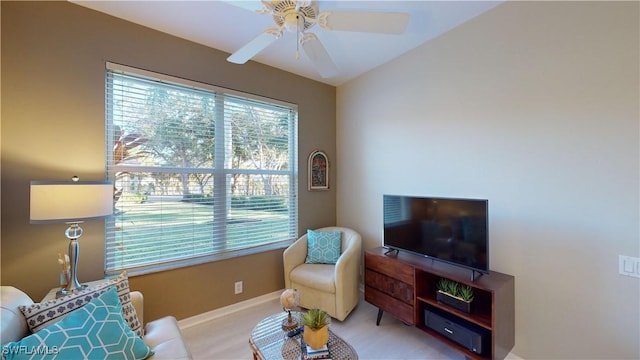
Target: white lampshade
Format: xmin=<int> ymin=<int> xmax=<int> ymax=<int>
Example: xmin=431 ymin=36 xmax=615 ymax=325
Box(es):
xmin=30 ymin=180 xmax=114 ymax=223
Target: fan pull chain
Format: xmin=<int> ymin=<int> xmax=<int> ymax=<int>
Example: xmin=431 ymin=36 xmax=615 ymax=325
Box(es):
xmin=296 ymin=15 xmax=300 ymax=60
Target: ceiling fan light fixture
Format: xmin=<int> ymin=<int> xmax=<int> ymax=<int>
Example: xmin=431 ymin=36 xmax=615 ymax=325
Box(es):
xmin=284 ymin=12 xmax=303 ymax=33
xmin=227 ymin=0 xmax=410 ymax=78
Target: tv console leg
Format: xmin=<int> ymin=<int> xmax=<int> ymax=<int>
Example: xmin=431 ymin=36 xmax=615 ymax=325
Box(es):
xmin=376 ymin=308 xmax=384 ymax=326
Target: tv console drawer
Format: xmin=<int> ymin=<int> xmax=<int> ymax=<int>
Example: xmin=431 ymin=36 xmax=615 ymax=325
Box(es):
xmin=365 ymin=269 xmax=413 ymax=305
xmin=365 ymin=286 xmax=414 ymax=325
xmin=365 ymin=251 xmax=414 ymax=284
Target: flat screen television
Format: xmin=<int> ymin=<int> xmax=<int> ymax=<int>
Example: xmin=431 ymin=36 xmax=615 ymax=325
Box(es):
xmin=383 ymin=195 xmax=489 ymax=276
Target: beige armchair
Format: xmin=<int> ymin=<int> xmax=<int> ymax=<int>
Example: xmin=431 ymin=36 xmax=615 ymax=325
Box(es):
xmin=283 ymin=226 xmax=362 ymax=321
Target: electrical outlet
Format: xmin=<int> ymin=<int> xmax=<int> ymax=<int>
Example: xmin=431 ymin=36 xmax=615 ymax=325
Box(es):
xmin=619 ymin=255 xmax=640 ymax=278
xmin=234 ymin=281 xmax=243 ymax=294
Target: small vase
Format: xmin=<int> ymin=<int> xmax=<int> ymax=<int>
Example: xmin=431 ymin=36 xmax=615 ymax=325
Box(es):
xmin=59 ymin=271 xmax=68 ymax=288
xmin=303 ymin=325 xmax=329 ymax=350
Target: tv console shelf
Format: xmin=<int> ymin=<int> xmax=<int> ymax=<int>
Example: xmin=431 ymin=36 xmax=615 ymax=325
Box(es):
xmin=364 ymin=247 xmax=515 ymax=360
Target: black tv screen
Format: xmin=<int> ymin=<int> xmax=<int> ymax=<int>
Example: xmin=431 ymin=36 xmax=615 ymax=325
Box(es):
xmin=383 ymin=195 xmax=489 ymax=273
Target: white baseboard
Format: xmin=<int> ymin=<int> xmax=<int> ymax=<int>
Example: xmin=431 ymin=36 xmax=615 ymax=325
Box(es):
xmin=506 ymin=351 xmax=525 ymax=359
xmin=177 ymin=290 xmax=282 ymax=330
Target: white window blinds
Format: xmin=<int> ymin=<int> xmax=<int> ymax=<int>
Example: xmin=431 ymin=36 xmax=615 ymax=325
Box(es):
xmin=105 ymin=63 xmax=298 ymax=275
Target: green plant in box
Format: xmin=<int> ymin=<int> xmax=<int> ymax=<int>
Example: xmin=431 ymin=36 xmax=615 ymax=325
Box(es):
xmin=437 ymin=279 xmax=450 ymax=293
xmin=447 ymin=281 xmax=459 ymax=296
xmin=459 ymin=285 xmax=474 ymax=302
xmin=438 ymin=279 xmax=459 ymax=296
xmin=437 ymin=278 xmax=474 ymax=313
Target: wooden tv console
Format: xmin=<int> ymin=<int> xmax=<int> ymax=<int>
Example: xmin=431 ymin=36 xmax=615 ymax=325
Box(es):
xmin=364 ymin=247 xmax=515 ymax=360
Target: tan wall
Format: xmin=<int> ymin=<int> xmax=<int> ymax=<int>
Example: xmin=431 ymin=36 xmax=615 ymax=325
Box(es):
xmin=337 ymin=1 xmax=639 ymax=359
xmin=1 ymin=1 xmax=336 ymax=322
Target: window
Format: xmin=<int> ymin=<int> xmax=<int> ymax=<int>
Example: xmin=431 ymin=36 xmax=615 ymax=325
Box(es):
xmin=105 ymin=63 xmax=298 ymax=275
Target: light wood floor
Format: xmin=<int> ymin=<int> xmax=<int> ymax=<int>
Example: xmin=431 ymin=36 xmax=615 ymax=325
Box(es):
xmin=180 ymin=293 xmax=464 ymax=360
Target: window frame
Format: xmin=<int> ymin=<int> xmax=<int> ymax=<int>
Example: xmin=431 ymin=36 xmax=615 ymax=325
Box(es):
xmin=104 ymin=62 xmax=299 ymax=276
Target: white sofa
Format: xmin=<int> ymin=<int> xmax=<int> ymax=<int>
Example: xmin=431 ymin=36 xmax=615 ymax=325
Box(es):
xmin=0 ymin=286 xmax=192 ymax=359
xmin=283 ymin=226 xmax=362 ymax=321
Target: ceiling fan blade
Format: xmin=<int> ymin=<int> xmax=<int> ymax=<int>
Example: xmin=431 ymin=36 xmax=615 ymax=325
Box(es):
xmin=300 ymin=33 xmax=338 ymax=78
xmin=227 ymin=28 xmax=282 ymax=64
xmin=318 ymin=11 xmax=410 ymax=34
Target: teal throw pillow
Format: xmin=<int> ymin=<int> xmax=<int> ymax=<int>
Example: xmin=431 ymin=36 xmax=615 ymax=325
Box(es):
xmin=1 ymin=287 xmax=153 ymax=360
xmin=305 ymin=229 xmax=342 ymax=264
xmin=19 ymin=271 xmax=142 ymax=337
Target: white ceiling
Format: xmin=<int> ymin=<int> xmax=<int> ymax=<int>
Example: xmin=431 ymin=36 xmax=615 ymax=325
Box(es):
xmin=71 ymin=1 xmax=502 ymax=86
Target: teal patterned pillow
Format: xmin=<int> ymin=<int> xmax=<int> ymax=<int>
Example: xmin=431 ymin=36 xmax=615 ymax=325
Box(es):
xmin=19 ymin=271 xmax=143 ymax=337
xmin=2 ymin=287 xmax=153 ymax=360
xmin=305 ymin=229 xmax=342 ymax=264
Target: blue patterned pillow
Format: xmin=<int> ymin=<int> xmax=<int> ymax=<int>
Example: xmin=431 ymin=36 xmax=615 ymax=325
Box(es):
xmin=19 ymin=271 xmax=143 ymax=337
xmin=305 ymin=229 xmax=342 ymax=264
xmin=2 ymin=287 xmax=153 ymax=360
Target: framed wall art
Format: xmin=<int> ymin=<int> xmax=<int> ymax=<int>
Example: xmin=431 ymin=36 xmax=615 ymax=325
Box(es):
xmin=308 ymin=150 xmax=329 ymax=191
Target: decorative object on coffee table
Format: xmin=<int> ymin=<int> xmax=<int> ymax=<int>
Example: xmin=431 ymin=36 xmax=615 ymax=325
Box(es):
xmin=301 ymin=308 xmax=330 ymax=350
xmin=249 ymin=312 xmax=357 ymax=360
xmin=436 ymin=278 xmax=474 ymax=313
xmin=280 ymin=288 xmax=299 ymax=331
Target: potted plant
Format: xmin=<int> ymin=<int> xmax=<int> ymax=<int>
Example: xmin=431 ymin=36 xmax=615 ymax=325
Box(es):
xmin=436 ymin=278 xmax=474 ymax=313
xmin=301 ymin=308 xmax=330 ymax=350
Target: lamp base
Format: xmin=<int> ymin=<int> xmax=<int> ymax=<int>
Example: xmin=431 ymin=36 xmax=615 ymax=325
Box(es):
xmin=59 ymin=226 xmax=86 ymax=299
xmin=56 ymin=284 xmax=88 ymax=298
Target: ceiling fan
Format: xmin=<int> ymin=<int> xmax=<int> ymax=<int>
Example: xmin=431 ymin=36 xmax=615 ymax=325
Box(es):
xmin=226 ymin=0 xmax=410 ymax=78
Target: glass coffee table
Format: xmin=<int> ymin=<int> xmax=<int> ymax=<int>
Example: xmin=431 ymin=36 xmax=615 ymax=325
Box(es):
xmin=249 ymin=312 xmax=358 ymax=360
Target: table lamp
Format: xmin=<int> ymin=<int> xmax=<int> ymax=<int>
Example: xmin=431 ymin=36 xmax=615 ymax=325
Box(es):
xmin=30 ymin=177 xmax=113 ymax=296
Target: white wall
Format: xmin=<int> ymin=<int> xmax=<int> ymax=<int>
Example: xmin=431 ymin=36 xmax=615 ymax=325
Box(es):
xmin=336 ymin=2 xmax=639 ymax=359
